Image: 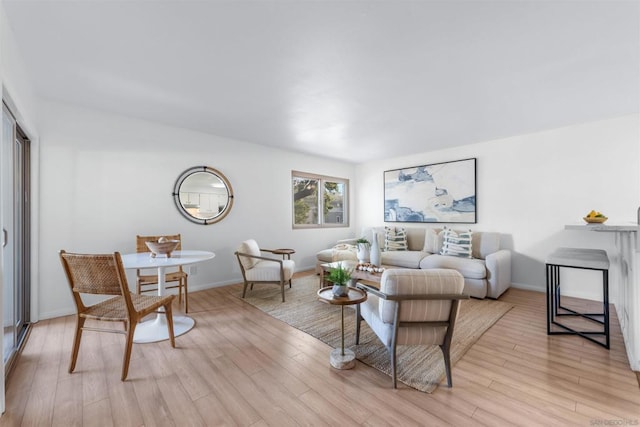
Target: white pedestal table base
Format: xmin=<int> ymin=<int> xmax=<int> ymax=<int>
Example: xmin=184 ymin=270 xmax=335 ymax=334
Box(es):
xmin=133 ymin=313 xmax=195 ymax=343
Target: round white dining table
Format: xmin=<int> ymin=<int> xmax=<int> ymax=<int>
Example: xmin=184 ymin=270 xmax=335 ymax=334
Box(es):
xmin=121 ymin=249 xmax=215 ymax=343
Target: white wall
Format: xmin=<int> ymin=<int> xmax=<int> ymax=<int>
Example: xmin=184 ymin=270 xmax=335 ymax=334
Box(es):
xmin=0 ymin=1 xmax=40 ymax=414
xmin=356 ymin=114 xmax=640 ymax=300
xmin=38 ymin=100 xmax=356 ymax=319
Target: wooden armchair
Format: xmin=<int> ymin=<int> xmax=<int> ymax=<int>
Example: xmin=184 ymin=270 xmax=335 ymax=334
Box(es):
xmin=355 ymin=268 xmax=468 ymax=388
xmin=235 ymin=239 xmax=295 ymax=302
xmin=59 ymin=250 xmax=175 ymax=381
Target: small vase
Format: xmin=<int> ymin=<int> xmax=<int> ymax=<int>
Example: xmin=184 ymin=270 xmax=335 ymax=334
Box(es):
xmin=356 ymin=244 xmax=370 ymax=263
xmin=370 ymin=230 xmax=381 ymax=266
xmin=332 ymin=284 xmax=349 ymax=297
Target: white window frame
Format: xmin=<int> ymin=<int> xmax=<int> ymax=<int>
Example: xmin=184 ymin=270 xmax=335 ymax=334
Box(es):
xmin=292 ymin=171 xmax=349 ymax=229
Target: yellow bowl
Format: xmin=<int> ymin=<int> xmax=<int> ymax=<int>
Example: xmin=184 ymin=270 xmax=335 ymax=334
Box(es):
xmin=583 ymin=216 xmax=607 ymax=224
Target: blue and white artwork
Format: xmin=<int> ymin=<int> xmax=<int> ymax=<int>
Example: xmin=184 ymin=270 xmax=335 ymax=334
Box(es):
xmin=384 ymin=158 xmax=476 ymax=223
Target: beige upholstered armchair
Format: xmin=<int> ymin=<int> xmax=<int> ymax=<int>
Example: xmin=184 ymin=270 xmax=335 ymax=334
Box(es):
xmin=355 ymin=268 xmax=468 ymax=388
xmin=235 ymin=239 xmax=296 ymax=302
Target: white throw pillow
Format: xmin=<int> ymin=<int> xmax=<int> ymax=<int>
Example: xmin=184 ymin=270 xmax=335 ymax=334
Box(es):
xmin=384 ymin=226 xmax=408 ymax=251
xmin=440 ymin=227 xmax=473 ymax=258
xmin=238 ymin=239 xmax=261 ymax=269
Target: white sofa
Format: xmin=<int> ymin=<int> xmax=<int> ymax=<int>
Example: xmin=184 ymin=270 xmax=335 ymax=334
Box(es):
xmin=315 ymin=226 xmax=512 ymax=299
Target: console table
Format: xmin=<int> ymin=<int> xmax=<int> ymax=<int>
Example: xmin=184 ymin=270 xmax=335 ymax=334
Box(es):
xmin=565 ymin=221 xmax=639 ymax=370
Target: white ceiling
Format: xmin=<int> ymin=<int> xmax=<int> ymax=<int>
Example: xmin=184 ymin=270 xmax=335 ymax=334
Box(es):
xmin=4 ymin=0 xmax=639 ymax=163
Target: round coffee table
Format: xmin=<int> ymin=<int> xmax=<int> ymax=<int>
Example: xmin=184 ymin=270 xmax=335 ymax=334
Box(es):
xmin=317 ymin=286 xmax=367 ymax=369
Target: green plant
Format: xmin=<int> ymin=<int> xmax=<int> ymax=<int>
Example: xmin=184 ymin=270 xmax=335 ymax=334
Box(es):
xmin=355 ymin=237 xmax=370 ymax=247
xmin=326 ymin=264 xmax=352 ymax=285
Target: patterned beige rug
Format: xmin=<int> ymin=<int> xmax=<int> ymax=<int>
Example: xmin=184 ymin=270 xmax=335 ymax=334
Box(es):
xmin=233 ymin=274 xmax=513 ymax=393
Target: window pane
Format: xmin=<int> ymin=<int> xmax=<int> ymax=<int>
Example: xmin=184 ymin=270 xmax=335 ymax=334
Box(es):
xmin=293 ymin=176 xmax=319 ymax=225
xmin=323 ymin=181 xmax=346 ymax=225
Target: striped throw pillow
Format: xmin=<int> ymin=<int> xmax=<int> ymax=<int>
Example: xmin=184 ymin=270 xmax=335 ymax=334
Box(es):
xmin=440 ymin=228 xmax=472 ymax=258
xmin=384 ymin=226 xmax=408 ymax=251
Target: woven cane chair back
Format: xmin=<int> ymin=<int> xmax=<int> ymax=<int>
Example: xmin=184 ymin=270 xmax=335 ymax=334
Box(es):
xmin=61 ymin=252 xmax=124 ymax=296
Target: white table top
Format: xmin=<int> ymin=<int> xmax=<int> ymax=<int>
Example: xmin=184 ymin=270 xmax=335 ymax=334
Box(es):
xmin=121 ymin=250 xmax=216 ymax=269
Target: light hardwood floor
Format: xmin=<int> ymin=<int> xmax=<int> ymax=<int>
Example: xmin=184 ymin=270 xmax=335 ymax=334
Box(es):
xmin=2 ymin=272 xmax=639 ymax=426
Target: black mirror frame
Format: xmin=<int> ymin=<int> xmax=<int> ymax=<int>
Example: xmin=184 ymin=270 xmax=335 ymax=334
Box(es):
xmin=172 ymin=166 xmax=234 ymax=225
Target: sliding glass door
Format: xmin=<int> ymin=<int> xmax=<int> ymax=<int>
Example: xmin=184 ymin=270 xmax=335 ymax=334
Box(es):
xmin=2 ymin=103 xmax=30 ymax=373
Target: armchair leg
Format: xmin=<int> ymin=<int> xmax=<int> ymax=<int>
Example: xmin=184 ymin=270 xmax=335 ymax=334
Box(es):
xmin=280 ymin=280 xmax=285 ymax=302
xmin=242 ymin=280 xmax=249 ymax=298
xmin=389 ymin=346 xmax=398 ymax=389
xmin=440 ymin=343 xmax=453 ymax=387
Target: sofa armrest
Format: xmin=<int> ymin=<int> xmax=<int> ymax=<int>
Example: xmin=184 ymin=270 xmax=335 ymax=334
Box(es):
xmin=485 ymin=249 xmax=511 ymax=298
xmin=337 ymin=238 xmax=357 ymax=245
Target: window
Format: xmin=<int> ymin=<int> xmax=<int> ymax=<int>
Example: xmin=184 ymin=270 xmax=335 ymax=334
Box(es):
xmin=292 ymin=171 xmax=348 ymax=228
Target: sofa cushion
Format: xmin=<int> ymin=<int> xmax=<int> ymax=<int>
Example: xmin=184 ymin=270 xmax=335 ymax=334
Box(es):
xmin=440 ymin=228 xmax=472 ymax=258
xmin=423 ymin=228 xmax=443 ymax=254
xmin=381 ymin=250 xmax=429 ymax=269
xmin=384 ymin=226 xmax=408 ymax=251
xmin=316 ymin=245 xmax=357 ymax=263
xmin=419 ymin=254 xmax=487 ymax=279
xmin=245 ymin=259 xmax=295 ymax=281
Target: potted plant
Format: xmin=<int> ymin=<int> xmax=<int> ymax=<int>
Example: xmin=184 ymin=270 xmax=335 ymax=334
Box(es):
xmin=355 ymin=237 xmax=371 ymax=263
xmin=327 ymin=263 xmax=352 ymax=297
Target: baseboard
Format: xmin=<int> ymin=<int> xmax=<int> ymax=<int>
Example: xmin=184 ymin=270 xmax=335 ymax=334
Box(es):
xmin=510 ymin=282 xmax=604 ymax=302
xmin=510 ymin=282 xmax=544 ymax=293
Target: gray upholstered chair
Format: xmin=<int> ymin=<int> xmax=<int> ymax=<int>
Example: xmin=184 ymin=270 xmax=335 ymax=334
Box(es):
xmin=235 ymin=239 xmax=295 ymax=302
xmin=355 ymin=268 xmax=468 ymax=388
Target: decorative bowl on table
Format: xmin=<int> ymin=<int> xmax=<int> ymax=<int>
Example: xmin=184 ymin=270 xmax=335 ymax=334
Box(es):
xmin=583 ymin=216 xmax=607 ymax=224
xmin=145 ymin=239 xmax=179 ymax=257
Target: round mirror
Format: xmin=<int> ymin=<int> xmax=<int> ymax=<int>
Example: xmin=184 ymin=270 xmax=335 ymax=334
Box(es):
xmin=173 ymin=166 xmax=234 ymax=225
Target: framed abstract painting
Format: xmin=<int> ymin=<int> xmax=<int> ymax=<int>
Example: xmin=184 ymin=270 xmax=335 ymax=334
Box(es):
xmin=384 ymin=158 xmax=476 ymax=223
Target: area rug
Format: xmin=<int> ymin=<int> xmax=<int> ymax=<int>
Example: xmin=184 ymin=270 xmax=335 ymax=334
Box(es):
xmin=233 ymin=274 xmax=513 ymax=393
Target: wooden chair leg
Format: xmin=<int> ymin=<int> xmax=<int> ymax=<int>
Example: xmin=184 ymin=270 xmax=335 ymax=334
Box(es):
xmin=121 ymin=321 xmax=136 ymax=381
xmin=69 ymin=316 xmax=86 ymax=373
xmin=183 ymin=277 xmax=189 ymax=314
xmin=281 ymin=280 xmax=285 ymax=302
xmin=165 ymin=302 xmax=176 ymax=348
